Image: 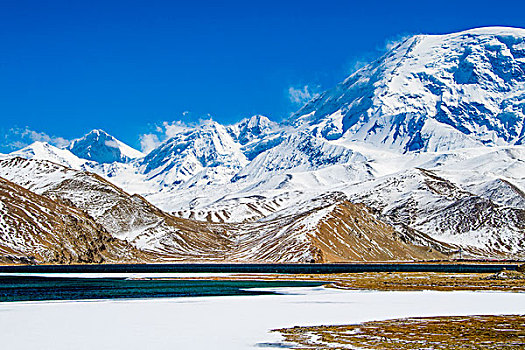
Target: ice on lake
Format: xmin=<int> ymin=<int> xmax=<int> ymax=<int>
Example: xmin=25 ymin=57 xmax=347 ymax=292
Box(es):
xmin=1 ymin=286 xmax=524 ymax=349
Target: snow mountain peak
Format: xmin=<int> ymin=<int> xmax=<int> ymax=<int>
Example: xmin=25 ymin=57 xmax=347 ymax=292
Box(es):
xmin=226 ymin=115 xmax=283 ymax=161
xmin=140 ymin=120 xmax=249 ymax=188
xmin=229 ymin=115 xmax=278 ymax=145
xmin=291 ymin=26 xmax=525 ymax=153
xmin=69 ymin=129 xmax=144 ymax=163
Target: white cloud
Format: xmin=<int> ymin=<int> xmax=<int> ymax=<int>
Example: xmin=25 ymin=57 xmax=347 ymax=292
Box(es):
xmin=21 ymin=127 xmax=70 ymax=147
xmin=288 ymin=85 xmax=320 ymax=105
xmin=343 ymin=55 xmax=373 ymax=76
xmin=139 ymin=133 xmax=161 ymax=154
xmin=104 ymin=139 xmax=120 ymax=149
xmin=162 ymin=121 xmax=192 ymax=139
xmin=2 ymin=127 xmax=70 ymax=151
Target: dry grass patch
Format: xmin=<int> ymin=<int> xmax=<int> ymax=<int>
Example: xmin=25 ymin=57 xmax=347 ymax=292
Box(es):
xmin=326 ymin=271 xmax=525 ymax=292
xmin=195 ymin=270 xmax=525 ymax=292
xmin=276 ymin=315 xmax=525 ymax=349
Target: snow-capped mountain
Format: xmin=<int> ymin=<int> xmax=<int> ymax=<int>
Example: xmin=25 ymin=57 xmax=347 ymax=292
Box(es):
xmin=69 ymin=129 xmax=144 ymax=163
xmin=9 ymin=141 xmax=92 ymax=169
xmin=1 ymin=26 xmax=524 ymax=263
xmin=228 ymin=115 xmax=284 ymax=161
xmin=6 ymin=129 xmax=144 ymax=169
xmin=140 ymin=120 xmax=249 ymax=188
xmin=345 ymin=166 xmax=524 ymax=256
xmin=232 ymin=132 xmax=371 ymax=183
xmin=291 ymin=27 xmax=525 ymax=152
xmin=227 ymin=115 xmax=279 ymax=145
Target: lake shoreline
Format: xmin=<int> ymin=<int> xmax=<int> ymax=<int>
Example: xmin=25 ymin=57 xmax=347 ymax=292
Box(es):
xmin=0 ymin=262 xmax=521 ymax=274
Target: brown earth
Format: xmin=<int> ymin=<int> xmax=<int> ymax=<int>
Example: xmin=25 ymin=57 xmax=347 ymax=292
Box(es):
xmin=276 ymin=315 xmax=525 ymax=349
xmin=0 ymin=176 xmax=148 ymax=264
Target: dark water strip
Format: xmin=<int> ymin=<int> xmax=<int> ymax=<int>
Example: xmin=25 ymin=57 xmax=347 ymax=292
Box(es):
xmin=0 ymin=276 xmax=324 ymax=303
xmin=0 ymin=263 xmax=519 ymax=274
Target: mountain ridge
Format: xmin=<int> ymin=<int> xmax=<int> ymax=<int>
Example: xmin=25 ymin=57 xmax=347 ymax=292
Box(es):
xmin=1 ymin=26 xmax=524 ymax=262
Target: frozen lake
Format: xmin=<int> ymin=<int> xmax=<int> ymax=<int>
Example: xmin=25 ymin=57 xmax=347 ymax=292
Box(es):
xmin=1 ymin=285 xmax=524 ymax=349
xmin=0 ymin=274 xmax=323 ymax=302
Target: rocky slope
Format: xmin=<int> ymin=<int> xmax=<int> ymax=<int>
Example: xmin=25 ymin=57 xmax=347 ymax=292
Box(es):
xmin=225 ymin=194 xmax=452 ymax=262
xmin=0 ymin=158 xmax=449 ymax=263
xmin=346 ymin=167 xmax=525 ymax=257
xmin=0 ymin=176 xmax=143 ymax=264
xmin=0 ymin=157 xmax=230 ymax=260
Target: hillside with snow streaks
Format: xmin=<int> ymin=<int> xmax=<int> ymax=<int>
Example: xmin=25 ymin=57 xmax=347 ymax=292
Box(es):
xmin=0 ymin=158 xmax=231 ymax=259
xmin=1 ymin=27 xmax=524 ymax=262
xmin=0 ymin=176 xmax=143 ymax=264
xmin=0 ymin=158 xmax=448 ymax=263
xmin=345 ymin=166 xmax=524 ymax=256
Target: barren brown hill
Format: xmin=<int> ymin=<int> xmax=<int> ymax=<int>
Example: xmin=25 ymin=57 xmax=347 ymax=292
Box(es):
xmin=0 ymin=176 xmax=144 ymax=264
xmin=225 ymin=194 xmax=452 ymax=262
xmin=0 ymin=157 xmax=231 ymax=260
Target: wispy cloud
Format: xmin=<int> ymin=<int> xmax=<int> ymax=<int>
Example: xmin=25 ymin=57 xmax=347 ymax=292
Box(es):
xmin=139 ymin=133 xmax=161 ymax=154
xmin=383 ymin=34 xmax=412 ymax=52
xmin=161 ymin=120 xmax=193 ymax=139
xmin=343 ymin=33 xmax=413 ymax=76
xmin=288 ymin=85 xmax=320 ymax=105
xmin=1 ymin=126 xmax=70 ymax=152
xmin=139 ymin=120 xmax=194 ymax=153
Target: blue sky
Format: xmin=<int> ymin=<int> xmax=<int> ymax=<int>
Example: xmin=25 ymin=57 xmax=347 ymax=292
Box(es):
xmin=1 ymin=0 xmax=524 ymax=152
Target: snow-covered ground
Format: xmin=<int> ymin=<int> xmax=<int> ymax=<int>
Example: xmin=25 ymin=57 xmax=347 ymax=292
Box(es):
xmin=0 ymin=286 xmax=523 ymax=350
